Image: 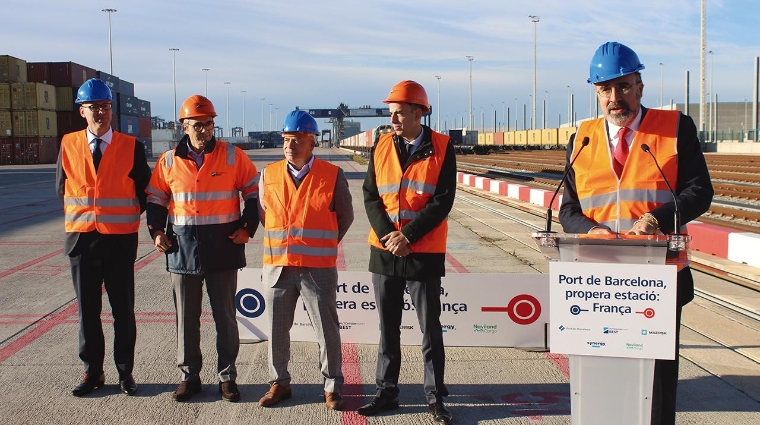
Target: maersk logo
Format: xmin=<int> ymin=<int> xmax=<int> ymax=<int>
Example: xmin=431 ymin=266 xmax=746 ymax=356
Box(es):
xmin=641 ymin=329 xmax=667 ymax=336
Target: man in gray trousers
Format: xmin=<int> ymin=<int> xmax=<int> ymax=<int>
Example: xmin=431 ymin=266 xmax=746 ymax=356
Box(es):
xmin=257 ymin=110 xmax=354 ymax=410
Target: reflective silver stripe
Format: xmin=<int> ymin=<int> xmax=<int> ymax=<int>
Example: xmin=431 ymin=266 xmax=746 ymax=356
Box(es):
xmin=580 ymin=193 xmax=618 ymax=210
xmin=96 ymin=198 xmax=139 ymax=207
xmin=287 ymin=245 xmax=338 ymax=257
xmin=65 ymin=212 xmax=95 ymax=223
xmin=165 ymin=153 xmax=174 ymax=168
xmin=377 ymin=183 xmax=400 ymax=196
xmin=265 ymin=229 xmax=289 ymax=239
xmin=290 ymin=227 xmax=339 ymax=240
xmin=96 ymin=214 xmax=141 ymax=224
xmin=399 ymin=209 xmax=418 ymax=221
xmin=401 ymin=178 xmax=436 ymax=195
xmin=386 ymin=213 xmax=399 ymax=223
xmin=266 ymin=246 xmax=287 ymax=256
xmin=580 ymin=189 xmax=672 ymax=211
xmin=64 ymin=197 xmax=93 ymax=207
xmin=146 ymin=184 xmax=169 ymax=199
xmin=147 ymin=195 xmax=169 ymax=207
xmin=242 ymin=175 xmax=260 ymax=200
xmin=171 ymin=190 xmax=239 ymax=202
xmin=226 ymin=144 xmax=236 ymax=165
xmin=169 ymin=213 xmax=240 ymax=226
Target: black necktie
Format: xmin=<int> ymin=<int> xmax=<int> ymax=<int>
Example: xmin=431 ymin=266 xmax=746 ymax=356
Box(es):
xmin=399 ymin=141 xmax=410 ymax=163
xmin=93 ymin=139 xmax=102 ymax=171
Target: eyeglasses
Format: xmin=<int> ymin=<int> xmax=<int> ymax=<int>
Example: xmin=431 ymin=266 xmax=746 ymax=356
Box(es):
xmin=190 ymin=120 xmax=215 ymax=131
xmin=82 ymin=104 xmax=112 ymax=113
xmin=595 ymin=82 xmax=640 ymax=99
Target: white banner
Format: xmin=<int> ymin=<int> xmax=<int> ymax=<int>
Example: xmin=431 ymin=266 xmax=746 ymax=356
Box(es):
xmin=549 ymin=262 xmax=677 ymax=360
xmin=235 ymin=268 xmax=550 ymax=348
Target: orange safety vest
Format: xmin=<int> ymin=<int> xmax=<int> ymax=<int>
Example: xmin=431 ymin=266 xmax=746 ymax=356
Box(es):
xmin=61 ymin=131 xmax=140 ymax=234
xmin=262 ymin=158 xmax=340 ymax=267
xmin=368 ymin=131 xmax=449 ymax=253
xmin=147 ymin=141 xmax=257 ymax=226
xmin=572 ymin=109 xmax=679 ymax=233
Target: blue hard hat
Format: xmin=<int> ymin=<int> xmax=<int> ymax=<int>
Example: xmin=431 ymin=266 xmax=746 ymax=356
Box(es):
xmin=588 ymin=42 xmax=645 ymax=84
xmin=75 ymin=78 xmax=113 ymax=103
xmin=282 ymin=110 xmax=319 ymax=135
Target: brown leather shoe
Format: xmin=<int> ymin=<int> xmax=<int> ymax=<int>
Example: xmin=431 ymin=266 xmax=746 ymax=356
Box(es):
xmin=172 ymin=379 xmax=202 ymax=402
xmin=219 ymin=380 xmax=240 ymax=402
xmin=324 ymin=391 xmax=344 ymax=410
xmin=258 ymin=383 xmax=292 ymax=407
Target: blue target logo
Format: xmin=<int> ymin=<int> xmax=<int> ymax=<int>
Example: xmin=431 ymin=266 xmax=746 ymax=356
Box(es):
xmin=236 ymin=288 xmax=266 ymax=318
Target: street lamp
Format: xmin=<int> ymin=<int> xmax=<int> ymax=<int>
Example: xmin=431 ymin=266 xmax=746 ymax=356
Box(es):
xmin=659 ymin=63 xmax=664 ymax=108
xmin=102 ymin=9 xmax=117 ymax=74
xmin=567 ymin=85 xmax=571 ymax=126
xmin=543 ymin=91 xmax=549 ymax=129
xmin=466 ymin=56 xmax=474 ymax=129
xmin=202 ymin=68 xmax=210 ymax=97
xmin=224 ymin=82 xmax=231 ymax=137
xmin=529 ymin=15 xmax=540 ymax=130
xmin=708 ymin=50 xmax=714 ymax=142
xmin=268 ymin=103 xmax=273 ymax=131
xmin=275 ymin=108 xmax=279 ymax=131
xmin=434 ymin=75 xmax=441 ymax=132
xmin=260 ymin=97 xmax=265 ymax=132
xmin=241 ymin=90 xmax=247 ymax=136
xmin=169 ymin=48 xmax=179 ymax=127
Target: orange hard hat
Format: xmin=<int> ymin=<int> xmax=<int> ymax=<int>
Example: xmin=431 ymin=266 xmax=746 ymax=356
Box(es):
xmin=179 ymin=95 xmax=217 ymax=121
xmin=383 ymin=80 xmax=430 ymax=113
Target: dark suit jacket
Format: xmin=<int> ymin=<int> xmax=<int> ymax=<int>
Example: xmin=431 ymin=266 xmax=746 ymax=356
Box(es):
xmin=558 ymin=107 xmax=714 ymax=306
xmin=55 ymin=131 xmax=152 ymax=256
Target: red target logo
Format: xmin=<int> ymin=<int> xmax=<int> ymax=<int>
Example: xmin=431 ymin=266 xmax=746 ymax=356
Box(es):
xmin=482 ymin=294 xmax=542 ymax=325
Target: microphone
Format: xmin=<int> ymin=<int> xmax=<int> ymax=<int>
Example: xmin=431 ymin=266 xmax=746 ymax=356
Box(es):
xmin=545 ymin=136 xmax=589 ymax=232
xmin=640 ymin=143 xmax=680 ymax=234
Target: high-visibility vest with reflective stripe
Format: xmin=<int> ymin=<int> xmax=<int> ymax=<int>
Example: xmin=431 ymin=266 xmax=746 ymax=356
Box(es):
xmin=61 ymin=130 xmax=140 ymax=234
xmin=572 ymin=110 xmax=680 ymax=233
xmin=368 ymin=131 xmax=449 ymax=253
xmin=147 ymin=141 xmax=257 ymax=226
xmin=262 ymin=158 xmax=340 ymax=267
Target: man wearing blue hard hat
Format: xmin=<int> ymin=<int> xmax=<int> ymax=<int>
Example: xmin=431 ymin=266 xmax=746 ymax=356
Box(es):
xmin=257 ymin=110 xmax=353 ymax=410
xmin=56 ymin=78 xmax=151 ymax=397
xmin=559 ymin=42 xmax=713 ymax=425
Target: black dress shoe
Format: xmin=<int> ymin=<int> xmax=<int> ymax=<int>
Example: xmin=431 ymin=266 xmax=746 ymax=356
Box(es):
xmin=72 ymin=372 xmax=105 ymax=397
xmin=119 ymin=375 xmax=139 ymax=396
xmin=429 ymin=400 xmax=453 ymax=425
xmin=356 ymin=395 xmax=400 ymax=416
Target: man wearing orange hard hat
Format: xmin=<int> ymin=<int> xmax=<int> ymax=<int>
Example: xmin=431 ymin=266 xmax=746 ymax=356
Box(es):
xmin=361 ymin=80 xmax=457 ymax=424
xmin=145 ymin=95 xmax=260 ymax=403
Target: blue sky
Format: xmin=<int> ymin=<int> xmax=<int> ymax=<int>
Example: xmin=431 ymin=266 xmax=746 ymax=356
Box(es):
xmin=4 ymin=0 xmax=759 ymax=134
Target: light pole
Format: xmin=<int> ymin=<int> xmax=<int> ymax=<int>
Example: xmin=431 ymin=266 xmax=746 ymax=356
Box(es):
xmin=275 ymin=108 xmax=279 ymax=131
xmin=708 ymin=50 xmax=714 ymax=142
xmin=241 ymin=90 xmax=247 ymax=136
xmin=529 ymin=15 xmax=539 ymax=130
xmin=434 ymin=75 xmax=441 ymax=132
xmin=102 ymin=9 xmax=117 ymax=74
xmin=224 ymin=82 xmax=231 ymax=137
xmin=268 ymin=103 xmax=273 ymax=131
xmin=543 ymin=91 xmax=549 ymax=129
xmin=567 ymin=85 xmax=571 ymax=126
xmin=169 ymin=48 xmax=179 ymax=128
xmin=202 ymin=68 xmax=210 ymax=96
xmin=466 ymin=56 xmax=474 ymax=129
xmin=514 ymin=98 xmax=519 ymax=130
xmin=658 ymin=62 xmax=664 ymax=108
xmin=260 ymin=98 xmax=265 ymax=132
xmin=502 ymin=102 xmax=506 ymax=132
xmin=745 ymin=98 xmax=748 ymax=140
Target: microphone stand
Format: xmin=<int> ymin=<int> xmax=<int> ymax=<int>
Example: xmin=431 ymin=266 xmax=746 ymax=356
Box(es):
xmin=544 ymin=137 xmax=590 ymax=233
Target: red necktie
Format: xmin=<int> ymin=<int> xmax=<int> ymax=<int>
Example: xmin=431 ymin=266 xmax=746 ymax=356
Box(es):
xmin=613 ymin=127 xmax=629 ymax=178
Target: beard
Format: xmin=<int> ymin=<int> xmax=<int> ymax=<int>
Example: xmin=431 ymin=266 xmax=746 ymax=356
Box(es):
xmin=605 ymin=101 xmax=637 ymax=127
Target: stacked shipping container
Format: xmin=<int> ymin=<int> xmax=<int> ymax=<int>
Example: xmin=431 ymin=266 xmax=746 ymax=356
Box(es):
xmin=0 ymin=54 xmax=153 ymax=165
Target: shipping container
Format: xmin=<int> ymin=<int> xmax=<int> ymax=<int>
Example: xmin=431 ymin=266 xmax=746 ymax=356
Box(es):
xmin=37 ymin=137 xmax=58 ymax=163
xmin=448 ymin=129 xmax=463 ymax=145
xmin=26 ymin=62 xmax=51 ymax=84
xmin=541 ymin=128 xmax=559 ymax=147
xmin=0 ymin=137 xmax=12 ymax=164
xmin=527 ymin=130 xmax=542 ymax=146
xmin=56 ymin=111 xmax=86 ymax=135
xmin=120 ymin=115 xmax=139 ymax=136
xmin=137 ymin=137 xmax=152 ymax=157
xmin=48 ymin=62 xmax=95 ymax=88
xmin=0 ymin=110 xmax=11 ymax=136
xmin=118 ymin=93 xmax=139 ymax=116
xmin=95 ymin=71 xmax=120 ymax=93
xmin=12 ymin=111 xmax=25 ymax=136
xmin=24 ymin=83 xmax=56 ymax=110
xmin=14 ymin=137 xmax=40 ymax=164
xmin=137 ymin=99 xmax=151 ymax=118
xmin=10 ymin=83 xmax=25 ymax=109
xmin=138 ymin=117 xmax=151 ymax=137
xmin=494 ymin=132 xmax=504 ymax=146
xmin=515 ymin=131 xmax=528 ymax=146
xmin=505 ymin=131 xmax=515 ymax=146
xmin=559 ymin=127 xmax=577 ymax=146
xmin=0 ymin=83 xmax=10 ymax=109
xmin=118 ymin=79 xmax=135 ymax=96
xmin=19 ymin=110 xmax=57 ymax=137
xmin=55 ymin=86 xmax=76 ymax=111
xmin=0 ymin=56 xmax=28 ymax=83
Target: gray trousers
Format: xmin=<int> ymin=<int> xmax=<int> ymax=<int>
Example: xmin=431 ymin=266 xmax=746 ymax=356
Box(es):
xmin=171 ymin=270 xmax=239 ymax=382
xmin=264 ymin=266 xmax=344 ymax=393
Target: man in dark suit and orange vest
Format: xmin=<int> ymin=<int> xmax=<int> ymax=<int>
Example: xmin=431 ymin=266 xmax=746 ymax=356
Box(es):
xmin=257 ymin=110 xmax=353 ymax=410
xmin=56 ymin=78 xmax=151 ymax=397
xmin=360 ymin=80 xmax=457 ymax=424
xmin=559 ymin=42 xmax=713 ymax=425
xmin=145 ymin=95 xmax=260 ymax=403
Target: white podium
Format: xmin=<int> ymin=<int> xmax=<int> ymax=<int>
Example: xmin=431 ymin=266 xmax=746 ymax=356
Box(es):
xmin=533 ymin=232 xmax=689 ymax=425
